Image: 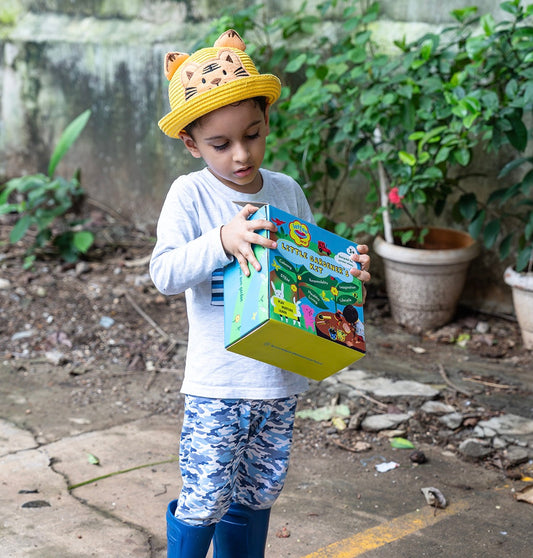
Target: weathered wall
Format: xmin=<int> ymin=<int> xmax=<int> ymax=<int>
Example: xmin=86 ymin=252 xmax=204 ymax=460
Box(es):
xmin=0 ymin=0 xmax=505 ymax=226
xmin=1 ymin=1 xmax=210 ymax=224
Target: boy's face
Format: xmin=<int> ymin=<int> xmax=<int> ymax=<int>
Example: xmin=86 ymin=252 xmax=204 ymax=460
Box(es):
xmin=179 ymin=99 xmax=270 ymax=193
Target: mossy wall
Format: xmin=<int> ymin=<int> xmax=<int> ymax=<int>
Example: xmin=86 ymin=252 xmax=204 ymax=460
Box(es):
xmin=1 ymin=0 xmax=505 ymax=227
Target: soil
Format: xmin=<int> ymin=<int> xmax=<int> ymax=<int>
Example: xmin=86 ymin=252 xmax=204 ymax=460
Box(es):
xmin=1 ymin=209 xmax=532 ymax=473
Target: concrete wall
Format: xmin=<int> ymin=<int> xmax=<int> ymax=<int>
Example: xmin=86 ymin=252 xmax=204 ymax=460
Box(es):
xmin=1 ymin=1 xmax=211 ymax=224
xmin=0 ymin=0 xmax=505 ymax=226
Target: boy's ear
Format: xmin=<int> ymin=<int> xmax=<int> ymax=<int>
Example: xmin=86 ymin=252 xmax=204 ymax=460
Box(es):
xmin=179 ymin=132 xmax=202 ymax=158
xmin=265 ymin=104 xmax=271 ymax=134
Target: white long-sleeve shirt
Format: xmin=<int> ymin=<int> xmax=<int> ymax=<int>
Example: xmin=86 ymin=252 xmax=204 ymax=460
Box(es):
xmin=150 ymin=167 xmax=314 ymax=399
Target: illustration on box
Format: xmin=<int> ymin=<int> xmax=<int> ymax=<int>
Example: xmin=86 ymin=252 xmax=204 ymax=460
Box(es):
xmin=227 ymin=212 xmax=365 ymax=355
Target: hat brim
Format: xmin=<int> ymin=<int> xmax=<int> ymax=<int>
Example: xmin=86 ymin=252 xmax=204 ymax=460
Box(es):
xmin=158 ymin=74 xmax=281 ymax=138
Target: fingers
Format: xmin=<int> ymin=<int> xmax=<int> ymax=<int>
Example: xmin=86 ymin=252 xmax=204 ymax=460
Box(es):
xmin=240 ymin=205 xmax=278 ymax=245
xmin=222 ymin=205 xmax=278 ymax=277
xmin=351 ymin=267 xmax=371 ymax=284
xmin=350 ymin=244 xmax=371 ymax=285
xmin=241 ymin=203 xmax=259 ymax=219
xmin=236 ymin=253 xmax=257 ymax=276
xmin=232 ymin=239 xmax=262 ymax=277
xmin=354 ymin=244 xmax=370 ymax=269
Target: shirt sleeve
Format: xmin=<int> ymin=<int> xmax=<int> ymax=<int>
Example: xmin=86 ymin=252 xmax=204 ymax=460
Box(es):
xmin=149 ymin=179 xmax=233 ymax=296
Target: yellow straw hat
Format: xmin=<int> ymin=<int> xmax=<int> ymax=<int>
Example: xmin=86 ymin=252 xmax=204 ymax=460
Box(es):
xmin=158 ymin=30 xmax=281 ymax=138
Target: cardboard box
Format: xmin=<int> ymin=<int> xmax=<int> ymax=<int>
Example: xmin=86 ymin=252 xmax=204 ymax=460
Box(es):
xmin=224 ymin=205 xmax=365 ymax=381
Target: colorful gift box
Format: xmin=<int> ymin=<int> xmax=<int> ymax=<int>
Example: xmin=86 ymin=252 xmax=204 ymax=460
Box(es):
xmin=224 ymin=205 xmax=366 ymax=381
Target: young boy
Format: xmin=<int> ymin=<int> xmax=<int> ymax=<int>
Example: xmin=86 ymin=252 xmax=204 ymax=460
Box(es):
xmin=150 ymin=30 xmax=371 ymax=557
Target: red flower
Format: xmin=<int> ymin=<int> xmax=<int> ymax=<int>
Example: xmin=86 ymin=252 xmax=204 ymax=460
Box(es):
xmin=388 ymin=187 xmax=403 ymax=208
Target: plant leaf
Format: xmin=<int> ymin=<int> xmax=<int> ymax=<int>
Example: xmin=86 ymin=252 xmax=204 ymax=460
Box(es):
xmin=390 ymin=437 xmax=415 ymax=449
xmin=87 ymin=452 xmax=100 ymax=466
xmin=504 ymin=113 xmax=528 ymax=152
xmin=399 ymin=151 xmax=416 ymax=166
xmin=458 ymin=193 xmax=478 ymax=220
xmin=468 ymin=210 xmax=486 ymax=239
xmin=73 ymin=231 xmax=94 ymax=253
xmin=285 ymin=53 xmax=307 ymax=73
xmin=48 ymin=109 xmax=91 ymax=177
xmin=10 ymin=214 xmax=32 ymax=243
xmin=499 ymin=233 xmax=513 ymax=260
xmin=483 ymin=219 xmax=500 ymax=249
xmin=516 ymin=246 xmax=532 ymax=272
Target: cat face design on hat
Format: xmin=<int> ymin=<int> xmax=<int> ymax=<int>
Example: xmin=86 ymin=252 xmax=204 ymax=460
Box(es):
xmin=158 ymin=30 xmax=281 ymax=138
xmin=180 ymin=49 xmax=250 ymax=101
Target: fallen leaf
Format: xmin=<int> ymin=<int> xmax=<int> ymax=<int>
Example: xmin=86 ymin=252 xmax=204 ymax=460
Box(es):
xmin=296 ymin=404 xmax=350 ymax=422
xmin=87 ymin=453 xmax=100 ymax=466
xmin=515 ymin=485 xmax=533 ymax=505
xmin=331 ymin=416 xmax=347 ymax=431
xmin=390 ymin=437 xmax=415 ymax=449
xmin=332 ymin=439 xmax=372 ymax=453
xmin=456 ymin=333 xmax=471 ymax=348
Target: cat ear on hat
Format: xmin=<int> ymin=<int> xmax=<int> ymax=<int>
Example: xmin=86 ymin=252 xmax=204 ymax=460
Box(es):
xmin=164 ymin=52 xmax=189 ymax=81
xmin=214 ymin=29 xmax=246 ymax=51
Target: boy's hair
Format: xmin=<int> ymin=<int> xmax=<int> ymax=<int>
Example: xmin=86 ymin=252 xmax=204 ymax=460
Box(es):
xmin=158 ymin=30 xmax=280 ymax=139
xmin=183 ymin=96 xmax=268 ymax=138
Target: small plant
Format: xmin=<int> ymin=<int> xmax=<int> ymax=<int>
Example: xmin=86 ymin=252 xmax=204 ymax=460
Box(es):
xmin=0 ymin=109 xmax=93 ymax=268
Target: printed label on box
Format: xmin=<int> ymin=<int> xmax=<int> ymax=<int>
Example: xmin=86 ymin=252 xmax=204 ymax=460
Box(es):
xmin=224 ymin=205 xmax=365 ymax=380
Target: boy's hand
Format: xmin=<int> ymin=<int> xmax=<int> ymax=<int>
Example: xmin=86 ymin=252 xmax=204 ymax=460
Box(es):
xmin=221 ymin=204 xmax=278 ymax=276
xmin=349 ymin=244 xmax=371 ymax=303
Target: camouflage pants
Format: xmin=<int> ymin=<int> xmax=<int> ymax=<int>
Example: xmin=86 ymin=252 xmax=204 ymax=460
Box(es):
xmin=175 ymin=395 xmax=298 ymax=526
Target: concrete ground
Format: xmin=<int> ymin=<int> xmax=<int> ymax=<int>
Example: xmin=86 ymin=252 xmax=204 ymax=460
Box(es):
xmin=2 ymin=320 xmax=533 ymax=557
xmin=3 ymin=414 xmax=531 ymax=558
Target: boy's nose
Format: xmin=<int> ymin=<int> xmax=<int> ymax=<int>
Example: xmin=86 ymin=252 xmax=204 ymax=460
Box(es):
xmin=233 ymin=143 xmax=249 ymax=162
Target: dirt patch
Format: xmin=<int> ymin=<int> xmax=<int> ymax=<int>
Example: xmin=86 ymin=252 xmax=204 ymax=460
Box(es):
xmin=1 ymin=211 xmax=532 ymax=471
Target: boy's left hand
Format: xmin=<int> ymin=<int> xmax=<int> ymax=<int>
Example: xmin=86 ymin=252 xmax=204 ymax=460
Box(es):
xmin=349 ymin=244 xmax=371 ymax=302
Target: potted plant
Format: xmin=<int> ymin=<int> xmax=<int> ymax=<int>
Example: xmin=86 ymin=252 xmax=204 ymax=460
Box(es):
xmin=210 ymin=0 xmax=531 ymax=334
xmin=437 ymin=0 xmax=533 ymax=348
xmin=214 ymin=0 xmax=484 ymax=331
xmin=349 ymin=6 xmax=493 ymax=331
xmin=500 ymin=152 xmax=533 ymax=350
xmin=361 ymin=1 xmax=533 ymax=333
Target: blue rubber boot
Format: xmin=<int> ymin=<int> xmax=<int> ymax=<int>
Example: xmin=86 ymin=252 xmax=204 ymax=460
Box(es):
xmin=166 ymin=500 xmax=215 ymax=558
xmin=213 ymin=503 xmax=271 ymax=558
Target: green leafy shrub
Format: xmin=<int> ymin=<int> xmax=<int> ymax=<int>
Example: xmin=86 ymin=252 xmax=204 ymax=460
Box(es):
xmin=209 ymin=0 xmax=385 ymax=236
xmin=211 ymin=0 xmax=533 ymax=271
xmin=383 ymin=0 xmax=533 ymax=269
xmin=0 ymin=109 xmax=93 ymax=268
xmin=448 ymin=1 xmax=533 ymax=272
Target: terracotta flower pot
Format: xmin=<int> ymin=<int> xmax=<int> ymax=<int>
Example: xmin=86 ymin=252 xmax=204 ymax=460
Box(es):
xmin=374 ymin=228 xmax=479 ymax=333
xmin=504 ymin=267 xmax=533 ymax=350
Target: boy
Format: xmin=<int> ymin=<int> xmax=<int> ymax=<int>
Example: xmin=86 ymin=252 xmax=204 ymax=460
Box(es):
xmin=150 ymin=30 xmax=371 ymax=557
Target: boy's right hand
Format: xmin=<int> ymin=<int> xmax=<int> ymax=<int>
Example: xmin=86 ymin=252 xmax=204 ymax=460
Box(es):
xmin=221 ymin=204 xmax=278 ymax=276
